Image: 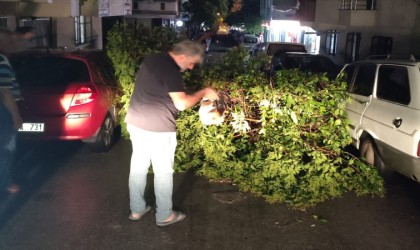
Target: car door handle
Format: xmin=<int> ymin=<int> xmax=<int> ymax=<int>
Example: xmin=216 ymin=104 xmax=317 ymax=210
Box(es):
xmin=393 ymin=118 xmax=402 ymax=128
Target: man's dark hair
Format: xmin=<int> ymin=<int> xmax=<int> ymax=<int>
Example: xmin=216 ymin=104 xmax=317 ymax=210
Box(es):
xmin=15 ymin=26 xmax=35 ymax=35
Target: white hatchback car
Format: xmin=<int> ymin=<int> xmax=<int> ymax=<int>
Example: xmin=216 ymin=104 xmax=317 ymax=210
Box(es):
xmin=343 ymin=56 xmax=420 ymax=182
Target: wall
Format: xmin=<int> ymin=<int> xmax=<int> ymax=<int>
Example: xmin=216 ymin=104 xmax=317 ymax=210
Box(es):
xmin=412 ymin=2 xmax=420 ymax=55
xmin=56 ymin=17 xmax=75 ymax=49
xmin=92 ymin=16 xmax=103 ymax=49
xmin=313 ymin=0 xmax=419 ymax=63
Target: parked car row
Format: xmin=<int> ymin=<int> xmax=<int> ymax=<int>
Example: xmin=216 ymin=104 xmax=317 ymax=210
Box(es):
xmin=11 ymin=42 xmax=420 ymax=184
xmin=10 ymin=49 xmax=120 ymax=153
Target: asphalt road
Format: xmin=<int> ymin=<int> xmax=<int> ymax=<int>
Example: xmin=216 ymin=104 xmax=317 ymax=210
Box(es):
xmin=0 ymin=139 xmax=420 ymax=250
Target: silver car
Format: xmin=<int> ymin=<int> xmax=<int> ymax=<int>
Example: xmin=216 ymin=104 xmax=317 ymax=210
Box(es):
xmin=242 ymin=34 xmax=259 ymax=52
xmin=204 ymin=34 xmax=239 ymax=65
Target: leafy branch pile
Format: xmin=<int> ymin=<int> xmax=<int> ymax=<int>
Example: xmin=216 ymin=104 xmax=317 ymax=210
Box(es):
xmin=106 ymin=25 xmax=384 ymax=209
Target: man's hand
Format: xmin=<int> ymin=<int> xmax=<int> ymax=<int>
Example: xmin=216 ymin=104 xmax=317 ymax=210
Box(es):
xmin=12 ymin=114 xmax=23 ymax=130
xmin=0 ymin=88 xmax=23 ymax=130
xmin=169 ymin=87 xmax=219 ymax=111
xmin=203 ymin=87 xmax=219 ymax=101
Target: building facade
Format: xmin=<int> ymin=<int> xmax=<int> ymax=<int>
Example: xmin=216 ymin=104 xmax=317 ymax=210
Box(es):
xmin=262 ymin=0 xmax=420 ymax=64
xmin=0 ymin=0 xmax=181 ymax=50
xmin=0 ymin=0 xmax=419 ymax=65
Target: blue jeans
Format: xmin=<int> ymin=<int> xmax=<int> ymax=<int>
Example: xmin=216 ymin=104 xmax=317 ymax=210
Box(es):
xmin=127 ymin=124 xmax=177 ymax=223
xmin=0 ymin=102 xmax=16 ymax=191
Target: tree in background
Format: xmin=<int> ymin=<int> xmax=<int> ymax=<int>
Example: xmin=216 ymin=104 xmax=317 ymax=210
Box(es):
xmin=182 ymin=0 xmax=231 ymax=30
xmin=183 ymin=0 xmax=262 ymax=38
xmin=225 ymin=0 xmax=263 ymax=34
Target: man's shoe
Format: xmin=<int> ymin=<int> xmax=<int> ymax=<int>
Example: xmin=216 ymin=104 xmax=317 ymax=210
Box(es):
xmin=128 ymin=206 xmax=152 ymax=221
xmin=156 ymin=211 xmax=186 ymax=227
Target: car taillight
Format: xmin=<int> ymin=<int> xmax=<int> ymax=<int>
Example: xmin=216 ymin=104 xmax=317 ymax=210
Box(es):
xmin=70 ymin=86 xmax=97 ymax=106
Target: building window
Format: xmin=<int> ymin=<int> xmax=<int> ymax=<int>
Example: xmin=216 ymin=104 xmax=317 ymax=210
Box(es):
xmin=340 ymin=0 xmax=376 ymax=10
xmin=370 ymin=36 xmax=393 ymax=56
xmin=21 ymin=18 xmax=51 ymax=48
xmin=75 ymin=16 xmax=92 ymax=45
xmin=345 ymin=32 xmax=361 ymax=63
xmin=325 ymin=30 xmax=338 ymax=56
xmin=161 ymin=3 xmax=165 ymax=10
xmin=0 ymin=17 xmax=7 ymax=28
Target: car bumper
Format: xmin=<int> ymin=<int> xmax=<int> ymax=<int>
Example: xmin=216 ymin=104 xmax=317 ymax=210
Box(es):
xmin=18 ymin=113 xmax=102 ymax=140
xmin=376 ymin=139 xmax=420 ymax=183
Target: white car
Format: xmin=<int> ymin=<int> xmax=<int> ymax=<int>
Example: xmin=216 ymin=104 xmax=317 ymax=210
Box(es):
xmin=205 ymin=34 xmax=239 ymax=65
xmin=343 ymin=56 xmax=420 ymax=182
xmin=242 ymin=34 xmax=259 ymax=52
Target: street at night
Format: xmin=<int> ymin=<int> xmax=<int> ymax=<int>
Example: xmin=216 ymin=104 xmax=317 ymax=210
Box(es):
xmin=1 ymin=139 xmax=420 ymax=249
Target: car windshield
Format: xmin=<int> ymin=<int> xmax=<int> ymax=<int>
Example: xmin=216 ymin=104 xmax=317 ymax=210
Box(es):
xmin=268 ymin=44 xmax=306 ymax=56
xmin=244 ymin=37 xmax=258 ymax=43
xmin=11 ymin=56 xmax=90 ymax=87
xmin=208 ymin=35 xmax=237 ymax=52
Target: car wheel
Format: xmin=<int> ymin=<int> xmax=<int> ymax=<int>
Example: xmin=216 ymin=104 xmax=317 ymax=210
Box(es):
xmin=359 ymin=137 xmax=389 ymax=176
xmin=88 ymin=113 xmax=117 ymax=153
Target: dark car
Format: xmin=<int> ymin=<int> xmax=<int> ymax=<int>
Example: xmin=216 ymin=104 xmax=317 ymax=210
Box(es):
xmin=271 ymin=52 xmax=342 ymax=79
xmin=251 ymin=42 xmax=308 ymax=74
xmin=251 ymin=42 xmax=307 ymax=57
xmin=10 ymin=49 xmax=120 ymax=153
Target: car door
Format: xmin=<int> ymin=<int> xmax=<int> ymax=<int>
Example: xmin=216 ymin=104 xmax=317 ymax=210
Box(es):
xmin=345 ymin=62 xmax=376 ymax=143
xmin=362 ymin=64 xmax=416 ymax=173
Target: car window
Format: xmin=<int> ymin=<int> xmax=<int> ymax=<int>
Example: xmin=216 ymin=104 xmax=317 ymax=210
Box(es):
xmin=208 ymin=35 xmax=237 ymax=52
xmin=94 ymin=55 xmax=116 ymax=83
xmin=243 ymin=37 xmax=258 ymax=44
xmin=376 ymin=65 xmax=410 ymax=105
xmin=349 ymin=63 xmax=376 ymax=96
xmin=342 ymin=64 xmax=356 ymax=90
xmin=12 ymin=56 xmax=90 ymax=87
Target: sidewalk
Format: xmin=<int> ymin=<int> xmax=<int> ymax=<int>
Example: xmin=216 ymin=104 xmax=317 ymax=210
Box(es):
xmin=0 ymin=139 xmax=420 ymax=249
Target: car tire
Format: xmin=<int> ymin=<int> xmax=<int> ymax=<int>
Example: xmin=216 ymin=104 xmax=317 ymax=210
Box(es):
xmin=359 ymin=137 xmax=390 ymax=176
xmin=87 ymin=113 xmax=119 ymax=153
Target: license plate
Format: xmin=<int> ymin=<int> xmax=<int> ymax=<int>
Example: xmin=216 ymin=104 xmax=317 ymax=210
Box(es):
xmin=19 ymin=123 xmax=45 ymax=132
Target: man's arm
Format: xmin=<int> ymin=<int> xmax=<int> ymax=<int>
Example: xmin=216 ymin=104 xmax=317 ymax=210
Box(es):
xmin=169 ymin=87 xmax=219 ymax=111
xmin=0 ymin=88 xmax=22 ymax=129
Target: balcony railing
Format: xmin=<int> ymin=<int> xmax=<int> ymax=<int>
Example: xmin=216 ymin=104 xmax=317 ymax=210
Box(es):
xmin=340 ymin=0 xmax=376 ymax=10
